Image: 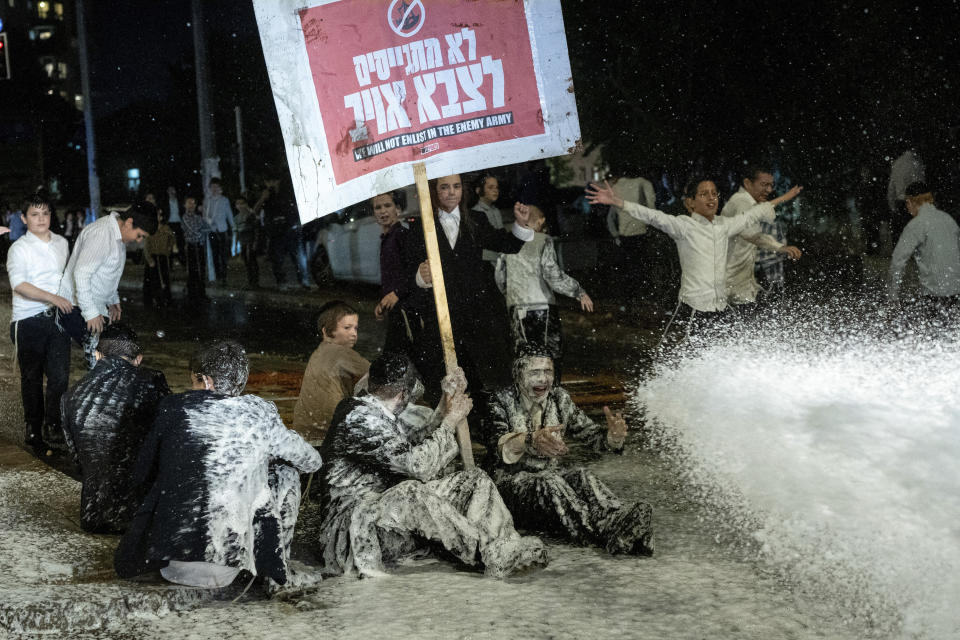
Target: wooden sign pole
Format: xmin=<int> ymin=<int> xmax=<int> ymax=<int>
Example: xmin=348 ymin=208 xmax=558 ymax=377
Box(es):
xmin=413 ymin=162 xmax=475 ymax=469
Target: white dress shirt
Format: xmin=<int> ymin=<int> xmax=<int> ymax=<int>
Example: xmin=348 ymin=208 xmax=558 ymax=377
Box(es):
xmin=59 ymin=212 xmax=126 ymax=321
xmin=167 ymin=197 xmax=181 ymax=223
xmin=203 ymin=193 xmax=235 ymax=233
xmin=622 ymin=201 xmax=777 ymax=312
xmin=888 ymin=202 xmax=960 ymax=299
xmin=416 ymin=206 xmax=533 ymax=288
xmin=721 ymin=187 xmax=785 ymax=304
xmin=608 ymin=177 xmax=655 ymax=239
xmin=6 ymin=231 xmax=70 ymax=322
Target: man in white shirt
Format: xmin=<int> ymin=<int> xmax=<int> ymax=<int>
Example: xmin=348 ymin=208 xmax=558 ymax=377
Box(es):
xmin=586 ymin=177 xmax=802 ymax=345
xmin=6 ymin=194 xmax=73 ymax=453
xmin=59 ymin=201 xmax=157 ymax=368
xmin=721 ymin=166 xmax=802 ymax=313
xmin=204 ymin=178 xmax=235 ymax=284
xmin=888 ymin=182 xmax=960 ymax=321
xmin=606 ymin=172 xmax=657 ymax=303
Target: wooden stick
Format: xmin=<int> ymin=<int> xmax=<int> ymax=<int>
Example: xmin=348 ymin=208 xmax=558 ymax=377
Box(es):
xmin=413 ymin=162 xmax=475 ymax=469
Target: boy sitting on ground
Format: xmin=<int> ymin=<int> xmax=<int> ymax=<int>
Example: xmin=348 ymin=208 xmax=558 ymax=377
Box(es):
xmin=114 ymin=340 xmax=322 ymax=593
xmin=317 ymin=352 xmax=547 ymax=578
xmin=484 ymin=346 xmax=654 ymax=556
xmin=293 ymin=300 xmax=370 ymax=445
xmin=61 ymin=324 xmax=170 ymax=533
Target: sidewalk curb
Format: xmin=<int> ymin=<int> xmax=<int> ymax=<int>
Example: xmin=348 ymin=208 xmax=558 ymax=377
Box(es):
xmin=0 ymin=441 xmax=221 ymax=636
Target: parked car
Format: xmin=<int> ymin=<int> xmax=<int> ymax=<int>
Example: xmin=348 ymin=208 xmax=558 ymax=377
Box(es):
xmin=311 ymin=185 xmax=421 ymax=285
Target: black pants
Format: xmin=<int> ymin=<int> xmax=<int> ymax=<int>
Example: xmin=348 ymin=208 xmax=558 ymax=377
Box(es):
xmin=209 ymin=231 xmax=230 ymax=281
xmin=659 ymin=302 xmax=740 ymax=351
xmin=143 ymin=254 xmax=172 ymax=308
xmin=168 ymin=222 xmax=186 ymax=265
xmin=58 ymin=307 xmax=103 ymax=370
xmin=186 ymin=242 xmax=208 ymax=302
xmin=239 ymin=235 xmax=260 ymax=287
xmin=412 ymin=310 xmax=512 ymax=407
xmin=10 ymin=310 xmax=71 ymax=445
xmin=620 ymin=234 xmax=649 ymax=299
xmin=269 ymin=227 xmax=309 ymax=287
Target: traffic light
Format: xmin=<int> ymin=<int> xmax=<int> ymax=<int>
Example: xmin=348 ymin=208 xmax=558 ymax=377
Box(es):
xmin=0 ymin=32 xmax=9 ymax=80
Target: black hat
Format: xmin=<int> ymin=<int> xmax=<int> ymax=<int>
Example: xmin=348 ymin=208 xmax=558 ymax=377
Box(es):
xmin=368 ymin=352 xmax=420 ymax=395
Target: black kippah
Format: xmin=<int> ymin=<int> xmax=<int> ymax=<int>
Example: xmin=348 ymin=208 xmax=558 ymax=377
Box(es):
xmin=904 ymin=181 xmax=931 ymax=198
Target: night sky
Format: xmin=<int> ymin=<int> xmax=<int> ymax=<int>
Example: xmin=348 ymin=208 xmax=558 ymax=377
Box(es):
xmin=76 ymin=0 xmax=960 ymax=203
xmin=88 ymin=0 xmax=257 ymax=114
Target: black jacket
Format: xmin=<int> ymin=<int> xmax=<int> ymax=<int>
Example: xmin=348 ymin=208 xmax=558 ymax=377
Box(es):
xmin=407 ymin=209 xmax=525 ymax=391
xmin=61 ymin=357 xmax=170 ymax=533
xmin=114 ymin=391 xmax=321 ymax=583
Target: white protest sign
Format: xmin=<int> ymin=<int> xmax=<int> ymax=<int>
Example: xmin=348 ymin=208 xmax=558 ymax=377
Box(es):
xmin=253 ymin=0 xmax=581 ymax=222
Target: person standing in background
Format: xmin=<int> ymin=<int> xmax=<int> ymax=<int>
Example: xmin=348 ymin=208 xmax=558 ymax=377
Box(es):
xmin=143 ymin=209 xmax=175 ymax=309
xmin=233 ymin=195 xmax=260 ymax=289
xmin=472 ymin=174 xmax=504 ymax=281
xmin=166 ymin=186 xmax=186 ymax=266
xmin=204 ymin=178 xmax=235 ymax=284
xmin=887 ymin=146 xmax=925 ymax=245
xmin=181 ymin=196 xmax=211 ymax=304
xmin=606 ymin=170 xmax=656 ymax=303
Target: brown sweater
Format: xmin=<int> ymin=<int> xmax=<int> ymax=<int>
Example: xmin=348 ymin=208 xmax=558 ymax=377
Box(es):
xmin=143 ymin=224 xmax=176 ymax=261
xmin=293 ymin=342 xmax=370 ymax=444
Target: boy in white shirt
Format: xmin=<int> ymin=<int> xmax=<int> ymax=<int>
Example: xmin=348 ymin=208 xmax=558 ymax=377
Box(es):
xmin=586 ymin=177 xmax=802 ymax=345
xmin=6 ymin=194 xmax=73 ymax=453
xmin=58 ymin=200 xmax=157 ymax=368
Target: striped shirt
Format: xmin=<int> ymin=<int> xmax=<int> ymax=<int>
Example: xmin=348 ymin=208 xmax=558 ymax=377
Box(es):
xmin=58 ymin=212 xmax=126 ymax=321
xmin=182 ymin=212 xmax=210 ymax=245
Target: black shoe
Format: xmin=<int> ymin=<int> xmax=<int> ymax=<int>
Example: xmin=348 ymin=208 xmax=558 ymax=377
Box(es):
xmin=24 ymin=433 xmax=47 ymax=456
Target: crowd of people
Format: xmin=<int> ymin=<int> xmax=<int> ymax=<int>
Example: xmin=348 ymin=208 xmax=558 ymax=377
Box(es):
xmin=1 ymin=157 xmax=957 ymax=597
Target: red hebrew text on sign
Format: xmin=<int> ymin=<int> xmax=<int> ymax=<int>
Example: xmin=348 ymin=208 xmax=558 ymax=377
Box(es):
xmin=299 ymin=1 xmax=545 ymax=184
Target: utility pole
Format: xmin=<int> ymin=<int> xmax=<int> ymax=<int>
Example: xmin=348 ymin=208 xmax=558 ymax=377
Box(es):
xmin=235 ymin=105 xmax=245 ymax=193
xmin=76 ymin=0 xmax=101 ymax=218
xmin=192 ymin=0 xmax=218 ymax=193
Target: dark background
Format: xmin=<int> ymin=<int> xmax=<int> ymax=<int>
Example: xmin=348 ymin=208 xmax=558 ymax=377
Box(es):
xmin=4 ymin=0 xmax=960 ymax=210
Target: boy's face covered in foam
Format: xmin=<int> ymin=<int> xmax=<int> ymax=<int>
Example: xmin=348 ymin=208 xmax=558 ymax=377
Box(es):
xmin=519 ymin=357 xmax=555 ymax=402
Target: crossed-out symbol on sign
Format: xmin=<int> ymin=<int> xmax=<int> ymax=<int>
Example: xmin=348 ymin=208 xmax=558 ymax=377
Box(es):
xmin=387 ymin=0 xmax=425 ymax=38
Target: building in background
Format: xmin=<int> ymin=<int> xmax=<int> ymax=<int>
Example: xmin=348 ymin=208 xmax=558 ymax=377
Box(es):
xmin=0 ymin=0 xmax=85 ymax=202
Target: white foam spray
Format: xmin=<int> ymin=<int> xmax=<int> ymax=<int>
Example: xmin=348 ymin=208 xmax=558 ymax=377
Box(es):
xmin=633 ymin=307 xmax=960 ymax=638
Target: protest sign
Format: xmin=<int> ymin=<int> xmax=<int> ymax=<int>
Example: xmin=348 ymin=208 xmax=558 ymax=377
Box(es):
xmin=253 ymin=0 xmax=580 ymax=222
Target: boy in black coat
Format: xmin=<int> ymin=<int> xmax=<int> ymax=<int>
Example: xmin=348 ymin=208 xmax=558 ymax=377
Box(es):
xmin=61 ymin=324 xmax=170 ymax=533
